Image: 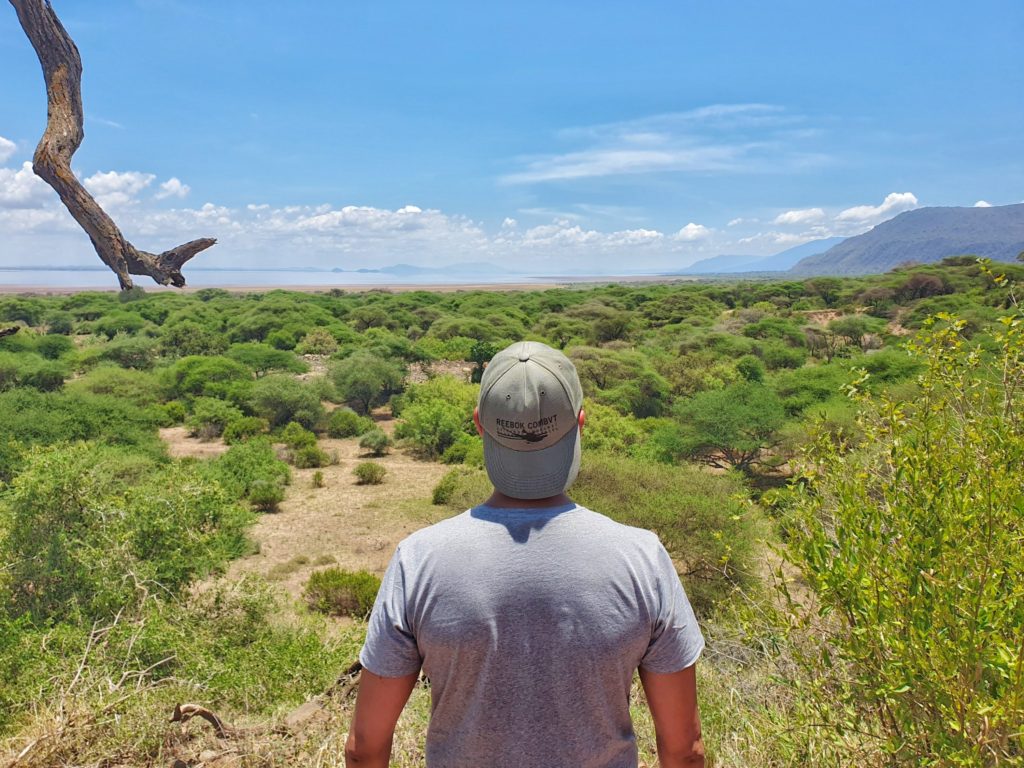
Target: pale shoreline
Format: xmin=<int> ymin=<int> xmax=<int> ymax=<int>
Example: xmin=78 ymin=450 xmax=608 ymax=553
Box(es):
xmin=0 ymin=274 xmax=697 ymax=296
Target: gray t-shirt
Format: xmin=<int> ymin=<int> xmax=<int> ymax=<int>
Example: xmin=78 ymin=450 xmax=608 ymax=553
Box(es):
xmin=359 ymin=502 xmax=704 ymax=768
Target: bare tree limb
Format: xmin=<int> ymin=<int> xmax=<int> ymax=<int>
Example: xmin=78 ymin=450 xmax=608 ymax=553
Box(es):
xmin=0 ymin=326 xmax=19 ymax=339
xmin=9 ymin=0 xmax=216 ymax=290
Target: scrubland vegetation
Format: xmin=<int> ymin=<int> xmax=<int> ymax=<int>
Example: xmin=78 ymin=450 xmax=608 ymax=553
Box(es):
xmin=0 ymin=257 xmax=1021 ymax=766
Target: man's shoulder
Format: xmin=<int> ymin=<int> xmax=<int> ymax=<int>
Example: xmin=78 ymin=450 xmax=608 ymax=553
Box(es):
xmin=570 ymin=504 xmax=664 ymax=544
xmin=395 ymin=503 xmax=663 ymax=554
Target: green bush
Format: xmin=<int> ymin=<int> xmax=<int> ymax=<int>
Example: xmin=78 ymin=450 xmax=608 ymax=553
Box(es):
xmin=580 ymin=401 xmax=647 ymax=456
xmin=291 ymin=444 xmax=332 ymax=469
xmin=162 ymin=355 xmax=253 ymax=401
xmin=208 ymin=438 xmax=291 ymax=501
xmin=736 ymin=354 xmax=765 ymax=382
xmin=673 ymin=381 xmax=787 ymax=473
xmin=774 ymin=312 xmax=1024 ymax=764
xmin=248 ymin=479 xmax=285 ymax=512
xmin=440 ymin=432 xmax=484 ymax=467
xmin=312 ymin=470 xmax=325 ymax=488
xmin=44 ymin=310 xmax=74 ymax=335
xmin=67 ymin=365 xmax=161 ymax=405
xmin=393 ymin=375 xmax=477 ymax=457
xmin=304 ymin=568 xmax=381 ymax=617
xmin=281 ymin=421 xmax=318 ymax=449
xmin=35 ymin=334 xmax=74 ymax=359
xmin=222 ymin=416 xmax=269 ymax=444
xmin=0 ymin=390 xmax=164 ymax=463
xmin=97 ymin=335 xmax=158 ymax=370
xmin=572 ymin=453 xmax=762 ymax=613
xmin=353 ymin=461 xmax=386 ymax=485
xmin=159 ymin=400 xmax=187 ymax=425
xmin=226 ymin=342 xmax=308 ymax=377
xmin=358 ymin=429 xmax=392 ymax=456
xmin=330 ymin=351 xmax=405 ymax=414
xmin=250 ymin=374 xmax=326 ymax=429
xmin=187 ymin=397 xmax=244 ymax=440
xmin=17 ymin=359 xmax=66 ymax=391
xmin=296 ymin=327 xmax=339 ymax=355
xmin=1 ymin=442 xmax=252 ymax=622
xmin=326 ymin=407 xmax=374 ymax=438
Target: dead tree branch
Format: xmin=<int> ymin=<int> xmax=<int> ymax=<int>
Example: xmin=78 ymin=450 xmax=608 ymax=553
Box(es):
xmin=9 ymin=0 xmax=216 ymax=290
xmin=0 ymin=326 xmax=19 ymax=339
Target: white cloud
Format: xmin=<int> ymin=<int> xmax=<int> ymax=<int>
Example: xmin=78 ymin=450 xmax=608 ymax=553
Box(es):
xmin=502 ymin=103 xmax=826 ymax=184
xmin=503 ymin=146 xmax=749 ymax=184
xmin=837 ymin=192 xmax=918 ymax=222
xmin=974 ymin=200 xmax=992 ymax=207
xmin=0 ymin=136 xmax=16 ymax=164
xmin=773 ymin=207 xmax=825 ymax=225
xmin=501 ymin=217 xmax=517 ymax=229
xmin=674 ymin=222 xmax=711 ymax=241
xmin=155 ymin=177 xmax=190 ymax=200
xmin=0 ymin=161 xmax=54 ymax=209
xmin=83 ymin=169 xmax=156 ymax=207
xmin=607 ymin=228 xmax=664 ymax=246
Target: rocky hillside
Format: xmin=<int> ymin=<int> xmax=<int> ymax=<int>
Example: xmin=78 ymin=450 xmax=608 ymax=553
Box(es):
xmin=790 ymin=204 xmax=1024 ymax=275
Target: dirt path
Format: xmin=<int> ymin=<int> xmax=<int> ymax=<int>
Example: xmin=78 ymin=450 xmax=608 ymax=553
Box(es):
xmin=162 ymin=415 xmax=450 ymax=604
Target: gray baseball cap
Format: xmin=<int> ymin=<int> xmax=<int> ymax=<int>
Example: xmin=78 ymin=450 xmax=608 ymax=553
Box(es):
xmin=477 ymin=341 xmax=584 ymax=499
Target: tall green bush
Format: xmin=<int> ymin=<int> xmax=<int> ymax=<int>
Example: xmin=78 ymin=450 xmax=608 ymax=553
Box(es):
xmin=778 ymin=309 xmax=1024 ymax=763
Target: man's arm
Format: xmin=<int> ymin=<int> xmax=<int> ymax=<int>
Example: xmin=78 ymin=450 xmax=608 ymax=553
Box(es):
xmin=639 ymin=664 xmax=705 ymax=768
xmin=345 ymin=668 xmax=419 ymax=767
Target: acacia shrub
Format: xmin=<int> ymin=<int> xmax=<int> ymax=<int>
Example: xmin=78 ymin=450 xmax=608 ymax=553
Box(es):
xmin=326 ymin=407 xmax=374 ymax=438
xmin=304 ymin=568 xmax=381 ymax=618
xmin=187 ymin=397 xmax=243 ymax=439
xmin=162 ymin=355 xmax=253 ymax=401
xmin=393 ymin=375 xmax=477 ymax=458
xmin=330 ymin=351 xmax=405 ymax=415
xmin=0 ymin=389 xmax=163 ymax=483
xmin=222 ymin=416 xmax=269 ymax=444
xmin=353 ymin=461 xmax=386 ymax=485
xmin=1 ymin=442 xmax=251 ymax=622
xmin=359 ymin=429 xmax=392 ymax=456
xmin=673 ymin=382 xmax=787 ymax=473
xmin=206 ymin=438 xmax=291 ymax=502
xmin=249 ymin=374 xmax=326 ymax=430
xmin=226 ymin=342 xmax=308 ymax=377
xmin=776 ymin=311 xmax=1024 ymax=763
xmin=66 ymin=365 xmax=162 ymax=406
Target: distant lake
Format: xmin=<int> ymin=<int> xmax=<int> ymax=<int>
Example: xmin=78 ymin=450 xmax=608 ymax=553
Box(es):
xmin=0 ymin=268 xmax=552 ymax=290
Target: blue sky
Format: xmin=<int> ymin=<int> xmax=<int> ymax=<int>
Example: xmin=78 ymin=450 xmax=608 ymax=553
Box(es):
xmin=1 ymin=0 xmax=1022 ymax=277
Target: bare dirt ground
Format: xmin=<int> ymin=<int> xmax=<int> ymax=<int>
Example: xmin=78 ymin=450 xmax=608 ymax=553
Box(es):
xmin=160 ymin=426 xmax=231 ymax=459
xmin=157 ymin=410 xmax=450 ymax=606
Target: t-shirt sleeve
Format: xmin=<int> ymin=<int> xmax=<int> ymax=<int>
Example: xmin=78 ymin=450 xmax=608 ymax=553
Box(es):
xmin=359 ymin=546 xmax=423 ymax=677
xmin=639 ymin=541 xmax=705 ymax=674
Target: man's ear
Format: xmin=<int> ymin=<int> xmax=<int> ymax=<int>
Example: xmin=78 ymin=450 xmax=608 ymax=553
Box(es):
xmin=578 ymin=408 xmax=585 ymax=437
xmin=473 ymin=406 xmax=484 ymax=436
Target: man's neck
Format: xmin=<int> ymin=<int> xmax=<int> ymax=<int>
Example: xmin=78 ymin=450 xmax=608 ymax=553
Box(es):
xmin=483 ymin=490 xmax=574 ymax=509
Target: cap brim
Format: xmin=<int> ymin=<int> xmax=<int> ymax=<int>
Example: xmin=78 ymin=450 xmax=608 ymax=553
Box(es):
xmin=481 ymin=425 xmax=581 ymax=500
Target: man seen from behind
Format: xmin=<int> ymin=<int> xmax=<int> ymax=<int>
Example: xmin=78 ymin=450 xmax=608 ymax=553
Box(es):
xmin=346 ymin=340 xmax=706 ymax=767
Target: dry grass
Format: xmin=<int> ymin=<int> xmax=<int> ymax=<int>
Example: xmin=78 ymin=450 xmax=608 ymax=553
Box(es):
xmin=160 ymin=426 xmax=231 ymax=459
xmin=225 ymin=432 xmax=447 ymax=604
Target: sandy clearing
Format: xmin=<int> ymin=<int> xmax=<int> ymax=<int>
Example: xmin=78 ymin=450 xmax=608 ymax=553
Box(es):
xmin=160 ymin=426 xmax=231 ymax=459
xmin=224 ymin=433 xmax=450 ymax=603
xmin=160 ymin=412 xmax=452 ymax=604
